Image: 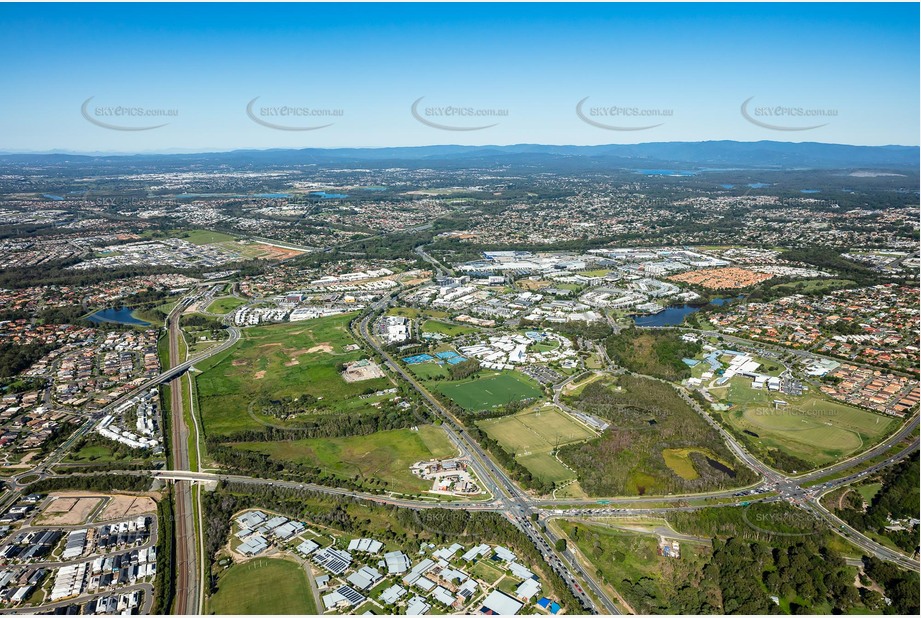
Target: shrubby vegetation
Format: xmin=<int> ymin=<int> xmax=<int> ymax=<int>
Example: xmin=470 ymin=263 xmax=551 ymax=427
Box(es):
xmin=0 ymin=342 xmax=52 ymax=378
xmin=24 ymin=474 xmax=152 ymax=493
xmin=447 ymin=358 xmax=480 ymax=380
xmin=558 ymin=376 xmax=757 ymax=495
xmin=780 ymin=247 xmax=884 ymax=287
xmin=152 ymin=490 xmax=174 ymax=614
xmin=565 ymin=504 xmax=916 ymax=614
xmin=605 ymin=328 xmax=701 ymax=381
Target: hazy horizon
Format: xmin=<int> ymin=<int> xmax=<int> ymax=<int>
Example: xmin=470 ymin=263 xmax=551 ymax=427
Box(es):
xmin=1 ymin=2 xmax=918 ymax=152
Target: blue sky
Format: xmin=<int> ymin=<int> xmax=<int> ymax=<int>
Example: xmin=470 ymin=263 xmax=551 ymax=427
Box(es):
xmin=0 ymin=2 xmax=917 ymax=152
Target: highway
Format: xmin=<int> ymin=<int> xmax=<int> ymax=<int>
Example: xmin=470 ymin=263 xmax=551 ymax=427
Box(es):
xmin=165 ymin=302 xmax=199 ymax=616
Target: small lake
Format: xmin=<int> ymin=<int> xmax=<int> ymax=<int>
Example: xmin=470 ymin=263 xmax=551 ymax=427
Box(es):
xmin=632 ymin=296 xmax=741 ymax=327
xmin=310 ymin=191 xmax=349 ymax=199
xmin=42 ymin=194 xmax=64 ymax=201
xmin=87 ymin=307 xmax=151 ymax=327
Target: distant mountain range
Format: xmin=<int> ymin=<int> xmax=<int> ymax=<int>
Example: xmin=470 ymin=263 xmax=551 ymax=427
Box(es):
xmin=1 ymin=141 xmax=918 ymax=170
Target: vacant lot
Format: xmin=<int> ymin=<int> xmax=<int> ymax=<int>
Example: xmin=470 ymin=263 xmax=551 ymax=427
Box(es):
xmin=421 ymin=320 xmax=477 ymax=337
xmin=386 ymin=307 xmax=449 ymax=319
xmin=196 ymin=314 xmax=390 ymax=436
xmin=98 ymin=495 xmax=156 ymax=521
xmin=209 ymin=558 xmax=317 ymax=615
xmin=436 ymin=372 xmax=543 ymax=412
xmin=232 ymin=425 xmax=457 ymax=495
xmin=714 ymin=377 xmax=895 ymax=469
xmin=37 ymin=497 xmax=101 ymax=525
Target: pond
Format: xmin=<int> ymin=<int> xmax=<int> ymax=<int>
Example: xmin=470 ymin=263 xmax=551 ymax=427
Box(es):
xmin=87 ymin=307 xmax=151 ymax=327
xmin=705 ymin=456 xmax=736 ymax=478
xmin=632 ymin=296 xmax=742 ymax=327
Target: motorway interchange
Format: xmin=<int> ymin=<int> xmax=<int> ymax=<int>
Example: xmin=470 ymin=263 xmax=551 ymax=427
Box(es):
xmin=3 ymin=283 xmax=918 ymax=616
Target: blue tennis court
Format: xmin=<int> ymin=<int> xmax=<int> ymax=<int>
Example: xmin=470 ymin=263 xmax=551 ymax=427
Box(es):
xmin=403 ymin=354 xmax=435 ymax=364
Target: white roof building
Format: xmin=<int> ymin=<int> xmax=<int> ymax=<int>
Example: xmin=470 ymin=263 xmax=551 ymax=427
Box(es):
xmin=481 ymin=590 xmax=523 ymax=615
xmin=516 ymin=578 xmax=541 ymax=601
xmin=406 ymin=596 xmax=431 ymax=615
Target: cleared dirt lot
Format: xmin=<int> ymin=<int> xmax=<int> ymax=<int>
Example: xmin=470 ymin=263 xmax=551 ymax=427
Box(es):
xmin=37 ymin=496 xmax=101 ymax=525
xmin=98 ymin=495 xmax=157 ymax=521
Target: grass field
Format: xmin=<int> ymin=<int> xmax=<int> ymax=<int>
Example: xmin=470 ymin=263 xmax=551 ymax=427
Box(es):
xmin=478 ymin=405 xmax=596 ymax=483
xmin=856 ymin=482 xmax=882 ymax=503
xmin=207 ymin=297 xmax=247 ymax=314
xmin=232 ymin=425 xmax=457 ymax=494
xmin=408 ymin=362 xmax=449 ymax=380
xmin=64 ymin=444 xmax=120 ymax=463
xmin=209 ymin=558 xmax=316 ymax=615
xmin=195 ymin=314 xmax=390 ymax=436
xmin=714 ymin=377 xmax=895 ymax=467
xmin=421 ymin=319 xmax=476 ymax=336
xmin=661 ymin=448 xmax=731 ymax=481
xmin=435 ymin=372 xmax=543 ymax=412
xmin=181 ymin=229 xmax=238 ymax=245
xmin=580 ymin=269 xmax=613 ymax=277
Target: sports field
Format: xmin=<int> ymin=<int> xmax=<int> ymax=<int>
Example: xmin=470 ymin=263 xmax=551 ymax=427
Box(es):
xmin=195 ymin=314 xmax=390 ymax=435
xmin=478 ymin=405 xmax=596 ymax=483
xmin=206 ymin=297 xmax=247 ymax=314
xmin=233 ymin=426 xmax=457 ymax=494
xmin=209 ymin=558 xmax=317 ymax=615
xmin=180 ymin=229 xmax=238 ymax=245
xmin=435 ymin=372 xmax=543 ymax=411
xmin=715 ymin=378 xmax=896 ymax=466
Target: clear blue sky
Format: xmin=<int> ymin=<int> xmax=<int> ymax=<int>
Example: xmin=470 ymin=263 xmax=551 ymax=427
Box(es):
xmin=0 ymin=2 xmax=917 ymax=152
